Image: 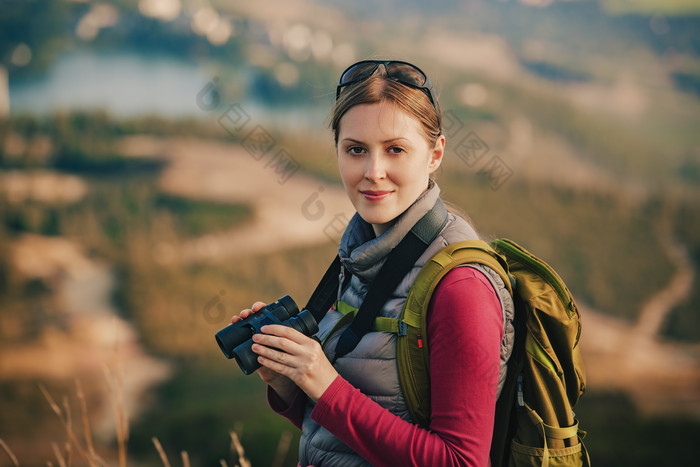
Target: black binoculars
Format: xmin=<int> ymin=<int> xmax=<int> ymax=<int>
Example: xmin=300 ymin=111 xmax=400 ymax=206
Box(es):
xmin=215 ymin=295 xmax=319 ymax=375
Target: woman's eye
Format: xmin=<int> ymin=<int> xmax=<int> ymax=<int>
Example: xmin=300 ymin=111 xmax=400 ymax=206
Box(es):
xmin=388 ymin=146 xmax=405 ymax=155
xmin=347 ymin=146 xmax=365 ymax=155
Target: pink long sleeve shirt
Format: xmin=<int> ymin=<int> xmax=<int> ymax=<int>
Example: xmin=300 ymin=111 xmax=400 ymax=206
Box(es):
xmin=268 ymin=266 xmax=503 ymax=466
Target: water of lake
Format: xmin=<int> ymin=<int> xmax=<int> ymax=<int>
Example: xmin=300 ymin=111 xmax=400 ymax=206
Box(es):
xmin=9 ymin=49 xmax=212 ymax=118
xmin=8 ymin=48 xmax=328 ymax=129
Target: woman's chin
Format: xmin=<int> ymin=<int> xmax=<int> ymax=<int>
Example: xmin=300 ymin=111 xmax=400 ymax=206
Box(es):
xmin=358 ymin=211 xmax=393 ymax=226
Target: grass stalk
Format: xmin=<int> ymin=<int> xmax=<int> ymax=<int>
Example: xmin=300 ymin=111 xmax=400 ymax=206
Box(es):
xmin=181 ymin=451 xmax=191 ymax=467
xmin=229 ymin=431 xmax=250 ymax=467
xmin=0 ymin=438 xmax=20 ymax=466
xmin=272 ymin=431 xmax=293 ymax=467
xmin=50 ymin=442 xmax=67 ymax=467
xmin=152 ymin=437 xmax=170 ymax=467
xmin=64 ymin=441 xmax=72 ymax=467
xmin=39 ymin=385 xmax=101 ymax=467
xmin=102 ymin=363 xmax=128 ymax=467
xmin=74 ymin=379 xmax=102 ymax=464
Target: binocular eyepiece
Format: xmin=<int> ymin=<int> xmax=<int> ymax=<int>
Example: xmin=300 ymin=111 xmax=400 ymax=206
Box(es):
xmin=215 ymin=295 xmax=319 ymax=375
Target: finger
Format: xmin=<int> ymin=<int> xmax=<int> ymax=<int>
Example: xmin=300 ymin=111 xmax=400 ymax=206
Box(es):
xmin=252 ymin=332 xmax=303 ymax=356
xmin=257 ymin=354 xmax=293 ymax=377
xmin=260 ymin=324 xmax=315 ymax=345
xmin=231 ymin=308 xmax=252 ymax=324
xmin=252 ymin=343 xmax=298 ymax=369
xmin=251 ymin=301 xmax=267 ymax=312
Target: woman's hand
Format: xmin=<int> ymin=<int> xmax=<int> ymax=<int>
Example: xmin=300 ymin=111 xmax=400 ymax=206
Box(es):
xmin=252 ymin=324 xmax=338 ymax=402
xmin=231 ymin=302 xmax=298 ymax=404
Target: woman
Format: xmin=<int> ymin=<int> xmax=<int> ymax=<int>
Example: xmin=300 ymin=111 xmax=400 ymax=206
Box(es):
xmin=232 ymin=60 xmax=514 ymax=466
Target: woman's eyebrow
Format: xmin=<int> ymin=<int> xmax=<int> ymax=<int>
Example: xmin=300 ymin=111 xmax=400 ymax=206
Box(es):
xmin=341 ymin=138 xmax=365 ymax=145
xmin=341 ymin=137 xmax=410 ymax=144
xmin=382 ymin=137 xmax=410 ymax=144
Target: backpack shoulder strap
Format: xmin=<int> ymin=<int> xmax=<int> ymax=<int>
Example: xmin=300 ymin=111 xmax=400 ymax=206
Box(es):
xmin=398 ymin=239 xmax=512 ymax=428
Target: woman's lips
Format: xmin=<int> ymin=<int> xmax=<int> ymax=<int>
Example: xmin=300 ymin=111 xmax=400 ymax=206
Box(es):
xmin=361 ymin=190 xmax=393 ymax=201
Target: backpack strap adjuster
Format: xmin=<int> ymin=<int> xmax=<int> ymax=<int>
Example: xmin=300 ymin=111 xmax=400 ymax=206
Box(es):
xmin=398 ymin=320 xmax=408 ymax=337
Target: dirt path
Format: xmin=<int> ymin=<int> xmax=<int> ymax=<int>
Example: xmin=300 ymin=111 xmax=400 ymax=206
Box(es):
xmin=4 ymin=234 xmax=171 ymax=439
xmin=119 ymin=136 xmax=355 ymax=262
xmin=635 ymin=215 xmax=695 ymax=339
xmin=580 ymin=216 xmax=699 ymax=418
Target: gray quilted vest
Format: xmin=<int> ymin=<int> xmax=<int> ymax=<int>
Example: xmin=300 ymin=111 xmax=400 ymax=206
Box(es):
xmin=298 ymin=183 xmax=515 ymax=467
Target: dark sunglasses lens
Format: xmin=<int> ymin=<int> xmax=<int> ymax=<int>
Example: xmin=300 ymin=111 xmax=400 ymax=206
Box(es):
xmin=386 ymin=63 xmax=427 ymax=87
xmin=340 ymin=62 xmax=378 ymax=85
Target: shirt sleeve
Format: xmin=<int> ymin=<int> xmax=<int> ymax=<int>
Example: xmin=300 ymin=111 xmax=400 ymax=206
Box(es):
xmin=310 ymin=266 xmax=504 ymax=466
xmin=267 ymin=385 xmax=306 ymax=430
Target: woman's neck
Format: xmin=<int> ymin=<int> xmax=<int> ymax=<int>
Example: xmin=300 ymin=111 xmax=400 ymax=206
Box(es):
xmin=371 ymin=220 xmax=394 ymax=237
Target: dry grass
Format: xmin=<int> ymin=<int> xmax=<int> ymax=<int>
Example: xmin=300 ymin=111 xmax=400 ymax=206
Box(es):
xmin=0 ymin=438 xmax=20 ymax=466
xmin=229 ymin=431 xmax=251 ymax=467
xmin=272 ymin=431 xmax=293 ymax=467
xmin=102 ymin=364 xmax=128 ymax=467
xmin=152 ymin=437 xmax=170 ymax=467
xmin=38 ymin=383 xmax=108 ymax=467
xmin=8 ymin=364 xmax=264 ymax=467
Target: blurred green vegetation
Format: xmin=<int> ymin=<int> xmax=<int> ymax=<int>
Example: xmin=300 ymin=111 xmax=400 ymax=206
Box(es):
xmin=128 ymin=362 xmax=302 ymax=467
xmin=441 ymin=176 xmax=677 ymax=323
xmin=576 ymin=390 xmax=700 ymax=466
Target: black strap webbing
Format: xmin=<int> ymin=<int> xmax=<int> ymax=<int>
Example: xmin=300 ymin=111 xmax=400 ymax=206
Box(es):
xmin=334 ymin=199 xmax=448 ymax=360
xmin=304 ymin=255 xmax=343 ymax=323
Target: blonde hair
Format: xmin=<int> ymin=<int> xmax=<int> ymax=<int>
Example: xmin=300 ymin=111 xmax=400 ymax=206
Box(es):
xmin=330 ymin=66 xmax=442 ymax=147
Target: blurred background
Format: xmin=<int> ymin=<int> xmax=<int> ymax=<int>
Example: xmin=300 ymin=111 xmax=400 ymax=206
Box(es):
xmin=0 ymin=0 xmax=699 ymax=465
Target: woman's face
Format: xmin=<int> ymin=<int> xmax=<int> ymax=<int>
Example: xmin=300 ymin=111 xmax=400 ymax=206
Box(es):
xmin=336 ymin=102 xmax=444 ymax=235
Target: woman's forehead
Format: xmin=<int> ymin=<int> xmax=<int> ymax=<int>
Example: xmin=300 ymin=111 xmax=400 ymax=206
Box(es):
xmin=338 ymin=102 xmax=424 ymax=141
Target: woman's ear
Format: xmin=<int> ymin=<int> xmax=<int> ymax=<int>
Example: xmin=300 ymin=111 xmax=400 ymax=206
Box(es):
xmin=428 ymin=134 xmax=445 ymax=174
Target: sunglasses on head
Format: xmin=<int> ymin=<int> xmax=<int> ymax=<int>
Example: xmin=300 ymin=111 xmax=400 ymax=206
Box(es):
xmin=336 ymin=60 xmax=442 ymax=133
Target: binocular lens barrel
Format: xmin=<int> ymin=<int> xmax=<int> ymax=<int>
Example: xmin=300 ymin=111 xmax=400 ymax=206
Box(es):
xmin=232 ymin=340 xmax=259 ymax=375
xmin=215 ymin=296 xmax=319 ymax=375
xmin=288 ymin=309 xmax=318 ymax=336
xmin=215 ymin=325 xmax=251 ymax=359
xmin=215 ymin=295 xmax=299 ymax=359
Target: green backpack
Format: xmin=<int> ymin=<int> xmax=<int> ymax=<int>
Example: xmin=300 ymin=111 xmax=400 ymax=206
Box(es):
xmin=397 ymin=238 xmax=590 ymax=467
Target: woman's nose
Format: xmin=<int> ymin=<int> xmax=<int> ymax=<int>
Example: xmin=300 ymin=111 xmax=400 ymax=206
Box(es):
xmin=364 ymin=154 xmax=386 ymax=181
